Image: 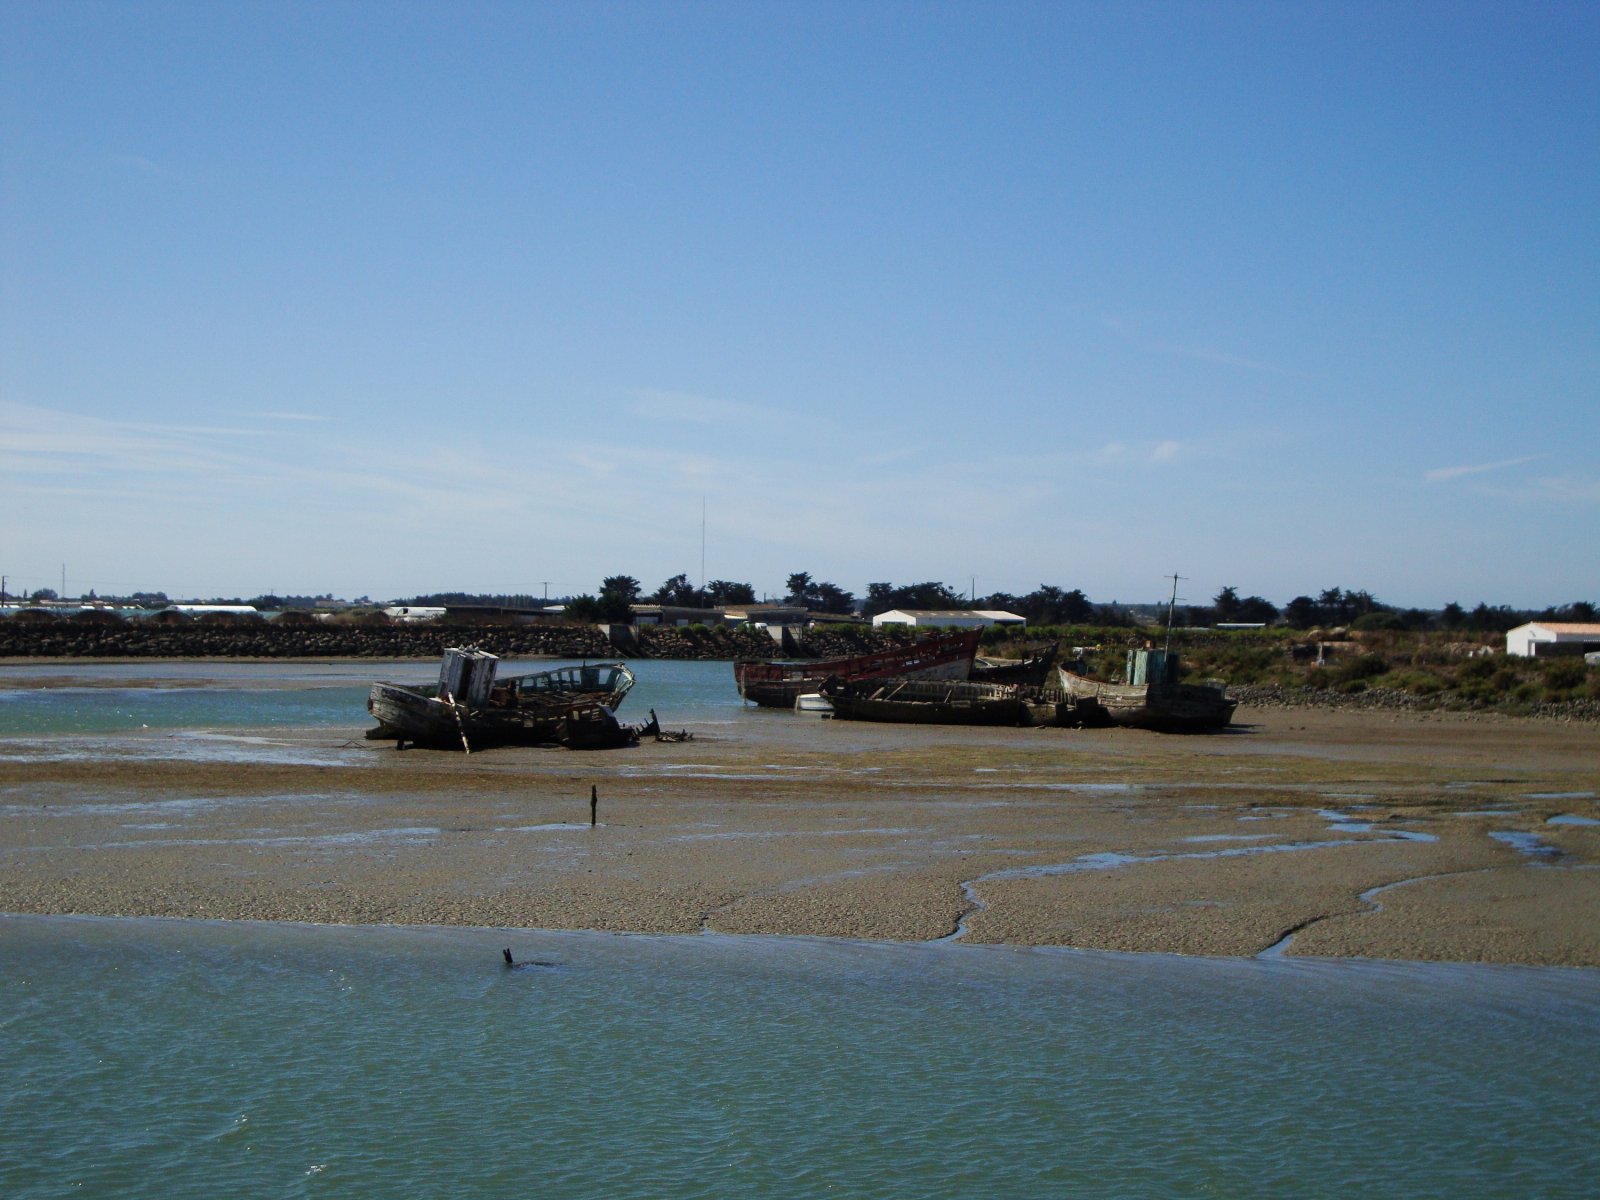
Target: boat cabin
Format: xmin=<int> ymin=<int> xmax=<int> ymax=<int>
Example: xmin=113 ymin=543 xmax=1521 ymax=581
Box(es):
xmin=1125 ymin=648 xmax=1181 ymax=686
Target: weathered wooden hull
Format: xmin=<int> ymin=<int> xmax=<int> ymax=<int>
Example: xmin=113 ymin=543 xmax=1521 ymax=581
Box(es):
xmin=821 ymin=676 xmax=1052 ymax=727
xmin=366 ymin=660 xmax=636 ymax=750
xmin=366 ymin=683 xmax=473 ymax=744
xmin=734 ymin=629 xmax=981 ymax=708
xmin=1053 ymin=669 xmax=1235 ymax=732
xmin=367 ymin=685 xmax=637 ymax=749
xmin=969 ymin=645 xmax=1061 ymax=686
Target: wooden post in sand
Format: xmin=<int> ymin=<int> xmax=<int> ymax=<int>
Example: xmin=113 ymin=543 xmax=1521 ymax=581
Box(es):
xmin=590 ymin=784 xmax=598 ymax=827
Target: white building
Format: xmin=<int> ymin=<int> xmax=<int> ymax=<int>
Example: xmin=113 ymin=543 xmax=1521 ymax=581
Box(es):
xmin=871 ymin=608 xmax=1026 ymax=630
xmin=384 ymin=606 xmax=446 ymax=623
xmin=1505 ymin=622 xmax=1600 ymax=658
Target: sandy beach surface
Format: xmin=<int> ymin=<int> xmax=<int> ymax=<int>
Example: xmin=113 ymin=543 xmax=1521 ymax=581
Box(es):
xmin=2 ymin=695 xmax=1596 ymax=966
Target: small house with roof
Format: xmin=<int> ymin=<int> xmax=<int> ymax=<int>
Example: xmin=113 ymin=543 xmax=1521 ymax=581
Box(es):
xmin=1505 ymin=622 xmax=1600 ymax=658
xmin=871 ymin=609 xmax=1026 ymax=630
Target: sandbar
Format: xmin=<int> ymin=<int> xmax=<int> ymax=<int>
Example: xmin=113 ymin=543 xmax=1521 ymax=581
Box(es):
xmin=1 ymin=704 xmax=1596 ymax=966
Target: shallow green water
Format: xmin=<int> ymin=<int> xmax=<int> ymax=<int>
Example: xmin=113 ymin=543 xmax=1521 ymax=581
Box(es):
xmin=3 ymin=915 xmax=1597 ymax=1199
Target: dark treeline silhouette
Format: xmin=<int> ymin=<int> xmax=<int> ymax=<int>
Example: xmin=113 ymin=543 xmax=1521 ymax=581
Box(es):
xmin=399 ymin=592 xmax=547 ymax=609
xmin=403 ymin=578 xmax=1596 ymax=633
xmin=1275 ymin=588 xmax=1596 ymax=633
xmin=51 ymin=578 xmax=1587 ymax=634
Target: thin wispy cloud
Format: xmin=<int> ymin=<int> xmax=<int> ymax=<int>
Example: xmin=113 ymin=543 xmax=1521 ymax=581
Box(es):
xmin=1481 ymin=475 xmax=1600 ymax=506
xmin=1095 ymin=442 xmax=1128 ymax=464
xmin=1150 ymin=440 xmax=1181 ymax=463
xmin=1424 ymin=455 xmax=1542 ymax=483
xmin=1091 ymin=440 xmax=1184 ymax=467
xmin=0 ymin=402 xmax=241 ymax=477
xmin=1100 ymin=314 xmax=1294 ymax=376
xmin=1535 ymin=476 xmax=1600 ymax=504
xmin=561 ymin=441 xmax=723 ymax=486
xmin=624 ymin=389 xmax=772 ymax=425
xmin=1163 ymin=343 xmax=1293 ymax=376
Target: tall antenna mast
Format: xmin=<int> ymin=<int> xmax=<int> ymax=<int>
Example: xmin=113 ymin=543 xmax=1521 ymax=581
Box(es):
xmin=700 ymin=495 xmax=707 ymax=602
xmin=1164 ymin=573 xmax=1186 ymax=653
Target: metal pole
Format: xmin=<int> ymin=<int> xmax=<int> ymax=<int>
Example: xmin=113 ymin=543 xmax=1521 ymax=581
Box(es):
xmin=1164 ymin=574 xmax=1184 ymax=653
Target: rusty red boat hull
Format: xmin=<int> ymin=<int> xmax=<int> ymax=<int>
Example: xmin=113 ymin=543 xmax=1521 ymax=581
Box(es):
xmin=733 ymin=629 xmax=981 ymax=708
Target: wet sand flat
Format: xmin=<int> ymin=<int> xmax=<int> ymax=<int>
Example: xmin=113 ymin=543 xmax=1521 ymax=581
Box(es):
xmin=1 ymin=707 xmax=1596 ymax=965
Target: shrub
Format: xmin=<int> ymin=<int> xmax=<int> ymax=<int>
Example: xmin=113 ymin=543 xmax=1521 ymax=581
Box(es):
xmin=1542 ymin=659 xmax=1589 ymax=690
xmin=1489 ymin=666 xmax=1521 ymax=692
xmin=1389 ymin=670 xmax=1446 ymax=696
xmin=1349 ymin=612 xmax=1406 ymax=632
xmin=1336 ymin=653 xmax=1389 ymax=684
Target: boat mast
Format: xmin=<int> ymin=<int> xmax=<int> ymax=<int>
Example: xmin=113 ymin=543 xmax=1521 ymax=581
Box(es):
xmin=1163 ymin=573 xmax=1185 ymax=653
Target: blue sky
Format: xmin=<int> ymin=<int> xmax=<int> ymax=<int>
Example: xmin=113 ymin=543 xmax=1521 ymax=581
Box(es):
xmin=3 ymin=1 xmax=1595 ymax=608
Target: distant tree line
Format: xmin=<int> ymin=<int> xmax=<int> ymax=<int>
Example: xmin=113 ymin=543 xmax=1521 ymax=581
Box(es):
xmin=1270 ymin=588 xmax=1596 ymax=633
xmin=562 ymin=572 xmax=843 ymax=623
xmin=438 ymin=574 xmax=1600 ymax=632
xmin=29 ymin=576 xmax=1591 ymax=634
xmin=553 ymin=574 xmax=1233 ymax=627
xmin=398 ymin=592 xmax=547 ymax=609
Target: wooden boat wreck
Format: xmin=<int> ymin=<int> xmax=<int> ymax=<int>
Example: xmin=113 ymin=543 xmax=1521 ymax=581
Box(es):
xmin=820 ymin=675 xmax=1056 ymax=727
xmin=734 ymin=629 xmax=981 ymax=708
xmin=1051 ymin=648 xmax=1235 ymax=732
xmin=970 ymin=643 xmax=1060 ymax=685
xmin=367 ymin=649 xmax=638 ymax=750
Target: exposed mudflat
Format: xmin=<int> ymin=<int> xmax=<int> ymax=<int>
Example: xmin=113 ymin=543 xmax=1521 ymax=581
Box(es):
xmin=2 ymin=706 xmax=1596 ymax=964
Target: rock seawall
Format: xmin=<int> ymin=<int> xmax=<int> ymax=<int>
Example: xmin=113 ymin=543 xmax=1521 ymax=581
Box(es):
xmin=0 ymin=621 xmax=774 ymax=661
